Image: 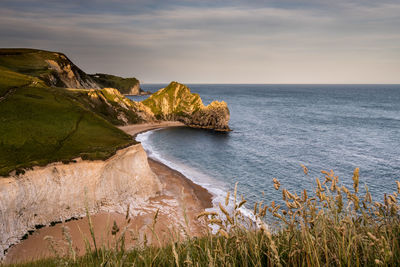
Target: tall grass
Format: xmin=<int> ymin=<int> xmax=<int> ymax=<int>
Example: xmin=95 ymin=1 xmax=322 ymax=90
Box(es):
xmin=5 ymin=168 xmax=400 ymax=266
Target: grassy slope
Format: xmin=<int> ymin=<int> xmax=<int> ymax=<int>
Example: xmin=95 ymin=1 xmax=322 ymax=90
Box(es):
xmin=0 ymin=68 xmax=135 ymax=176
xmin=89 ymin=73 xmax=139 ymax=94
xmin=71 ymin=88 xmax=144 ymax=125
xmin=0 ymin=49 xmax=60 ymax=79
xmin=142 ymin=81 xmax=203 ymax=119
xmin=0 ymin=66 xmax=34 ymax=95
xmin=0 ymin=48 xmax=92 ymax=88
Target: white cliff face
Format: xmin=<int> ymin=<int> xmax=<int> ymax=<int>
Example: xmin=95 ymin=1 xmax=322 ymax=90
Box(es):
xmin=0 ymin=144 xmax=162 ymax=258
xmin=45 ymin=58 xmax=100 ymax=89
xmin=129 ymin=83 xmax=141 ymax=95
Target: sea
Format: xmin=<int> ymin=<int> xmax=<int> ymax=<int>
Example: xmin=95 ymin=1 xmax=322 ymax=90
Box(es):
xmin=128 ymin=84 xmax=400 ymax=218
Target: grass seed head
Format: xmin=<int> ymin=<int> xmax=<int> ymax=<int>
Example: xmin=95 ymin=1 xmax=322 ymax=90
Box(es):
xmin=225 ymin=191 xmax=230 ymax=206
xmin=219 ymin=229 xmax=229 ymax=239
xmin=353 ymin=167 xmax=360 ymax=193
xmin=238 ymin=199 xmax=247 ymax=208
xmin=300 ymin=164 xmax=309 ymax=175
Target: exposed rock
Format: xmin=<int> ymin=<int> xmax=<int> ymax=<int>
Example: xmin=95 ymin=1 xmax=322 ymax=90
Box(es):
xmin=44 ymin=54 xmax=100 ymax=89
xmin=142 ymin=81 xmax=230 ymax=131
xmin=0 ymin=144 xmax=162 ymax=258
xmin=189 ymin=101 xmax=231 ymax=131
xmin=76 ymin=87 xmax=155 ymax=125
xmin=0 ymin=49 xmax=145 ymax=93
xmin=129 ymin=82 xmax=141 ymax=95
xmin=89 ymin=73 xmax=150 ymax=95
xmin=129 ymin=83 xmax=151 ymax=95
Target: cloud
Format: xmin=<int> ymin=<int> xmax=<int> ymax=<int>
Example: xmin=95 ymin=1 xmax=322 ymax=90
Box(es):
xmin=0 ymin=0 xmax=399 ymax=83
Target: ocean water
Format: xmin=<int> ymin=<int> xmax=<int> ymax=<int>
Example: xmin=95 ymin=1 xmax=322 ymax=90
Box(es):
xmin=130 ymin=84 xmax=400 ymax=212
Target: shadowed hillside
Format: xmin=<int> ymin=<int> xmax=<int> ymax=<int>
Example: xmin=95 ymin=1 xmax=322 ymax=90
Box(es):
xmin=0 ymin=67 xmax=135 ymax=176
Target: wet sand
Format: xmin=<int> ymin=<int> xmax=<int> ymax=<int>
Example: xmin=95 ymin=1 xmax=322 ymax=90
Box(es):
xmin=4 ymin=122 xmax=213 ymax=264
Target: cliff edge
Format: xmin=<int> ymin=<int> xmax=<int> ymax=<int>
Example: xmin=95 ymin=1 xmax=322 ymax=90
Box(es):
xmin=89 ymin=73 xmax=150 ymax=95
xmin=0 ymin=144 xmax=162 ymax=258
xmin=0 ymin=49 xmax=99 ymax=89
xmin=0 ymin=49 xmax=145 ymax=95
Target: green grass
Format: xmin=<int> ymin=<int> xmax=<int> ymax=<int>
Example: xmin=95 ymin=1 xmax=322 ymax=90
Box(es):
xmin=89 ymin=73 xmax=140 ymax=94
xmin=3 ymin=169 xmax=399 ymax=266
xmin=142 ymin=81 xmax=203 ymax=118
xmin=0 ymin=48 xmax=92 ymax=87
xmin=0 ymin=66 xmax=38 ymax=95
xmin=0 ymin=49 xmax=59 ymax=78
xmin=70 ymin=88 xmax=145 ymax=125
xmin=0 ymin=69 xmax=135 ymax=176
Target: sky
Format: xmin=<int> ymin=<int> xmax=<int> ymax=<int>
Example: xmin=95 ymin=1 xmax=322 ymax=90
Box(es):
xmin=0 ymin=0 xmax=399 ymax=84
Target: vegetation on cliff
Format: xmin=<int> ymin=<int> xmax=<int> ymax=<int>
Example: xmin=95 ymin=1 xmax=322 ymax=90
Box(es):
xmin=0 ymin=49 xmax=145 ymax=96
xmin=0 ymin=49 xmax=99 ymax=89
xmin=0 ymin=60 xmax=135 ymax=176
xmin=142 ymin=81 xmax=230 ymax=131
xmin=5 ymin=169 xmax=399 ymax=266
xmin=0 ymin=49 xmax=231 ymax=176
xmin=89 ymin=73 xmax=148 ymax=95
xmin=71 ymin=87 xmax=154 ymax=125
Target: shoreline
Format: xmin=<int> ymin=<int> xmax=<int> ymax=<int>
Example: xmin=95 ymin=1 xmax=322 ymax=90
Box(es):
xmin=118 ymin=121 xmax=186 ymax=138
xmin=4 ymin=122 xmax=213 ymax=264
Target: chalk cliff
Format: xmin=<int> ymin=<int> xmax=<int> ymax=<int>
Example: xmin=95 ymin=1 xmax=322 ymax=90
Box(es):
xmin=44 ymin=55 xmax=100 ymax=89
xmin=0 ymin=144 xmax=162 ymax=258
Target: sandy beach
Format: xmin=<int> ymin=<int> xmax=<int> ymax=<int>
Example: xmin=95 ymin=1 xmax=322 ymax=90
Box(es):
xmin=4 ymin=122 xmax=213 ymax=264
xmin=119 ymin=121 xmax=185 ymax=137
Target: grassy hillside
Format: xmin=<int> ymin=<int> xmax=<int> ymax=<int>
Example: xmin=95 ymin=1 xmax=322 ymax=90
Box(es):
xmin=0 ymin=67 xmax=135 ymax=176
xmin=89 ymin=73 xmax=140 ymax=94
xmin=142 ymin=81 xmax=203 ymax=119
xmin=70 ymin=87 xmax=151 ymax=125
xmin=0 ymin=49 xmax=56 ymax=78
xmin=0 ymin=49 xmax=95 ymax=88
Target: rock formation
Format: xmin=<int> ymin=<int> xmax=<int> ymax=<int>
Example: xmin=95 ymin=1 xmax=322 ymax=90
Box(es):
xmin=44 ymin=55 xmax=100 ymax=89
xmin=142 ymin=81 xmax=231 ymax=131
xmin=189 ymin=100 xmax=231 ymax=131
xmin=77 ymin=87 xmax=155 ymax=125
xmin=0 ymin=144 xmax=162 ymax=258
xmin=89 ymin=73 xmax=151 ymax=95
xmin=0 ymin=49 xmax=146 ymax=95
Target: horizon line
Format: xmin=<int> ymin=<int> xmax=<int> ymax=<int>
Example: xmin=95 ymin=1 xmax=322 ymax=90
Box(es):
xmin=141 ymin=82 xmax=400 ymax=85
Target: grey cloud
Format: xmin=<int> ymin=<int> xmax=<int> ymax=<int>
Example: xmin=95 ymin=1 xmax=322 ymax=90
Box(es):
xmin=0 ymin=1 xmax=399 ymax=83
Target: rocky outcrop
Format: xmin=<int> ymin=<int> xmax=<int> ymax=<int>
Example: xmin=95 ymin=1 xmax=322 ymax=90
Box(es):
xmin=44 ymin=55 xmax=100 ymax=89
xmin=0 ymin=49 xmax=146 ymax=93
xmin=189 ymin=101 xmax=230 ymax=131
xmin=89 ymin=73 xmax=150 ymax=95
xmin=127 ymin=83 xmax=151 ymax=95
xmin=128 ymin=82 xmax=142 ymax=95
xmin=0 ymin=144 xmax=162 ymax=258
xmin=75 ymin=82 xmax=230 ymax=130
xmin=75 ymin=87 xmax=155 ymax=125
xmin=142 ymin=82 xmax=231 ymax=131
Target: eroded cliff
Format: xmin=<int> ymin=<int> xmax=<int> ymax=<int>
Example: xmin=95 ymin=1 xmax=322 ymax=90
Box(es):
xmin=142 ymin=82 xmax=231 ymax=131
xmin=0 ymin=144 xmax=162 ymax=258
xmin=0 ymin=49 xmax=146 ymax=95
xmin=75 ymin=87 xmax=155 ymax=125
xmin=45 ymin=56 xmax=100 ymax=89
